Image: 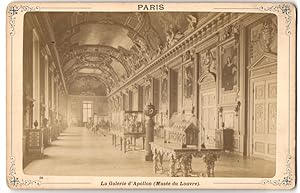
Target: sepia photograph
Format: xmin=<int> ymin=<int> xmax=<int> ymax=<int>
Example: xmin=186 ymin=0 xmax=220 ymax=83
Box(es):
xmin=6 ymin=2 xmax=296 ymax=190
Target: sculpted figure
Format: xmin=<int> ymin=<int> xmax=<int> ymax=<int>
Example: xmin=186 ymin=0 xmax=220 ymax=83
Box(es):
xmin=165 ymin=24 xmax=184 ymax=48
xmin=185 ymin=14 xmax=197 ymax=34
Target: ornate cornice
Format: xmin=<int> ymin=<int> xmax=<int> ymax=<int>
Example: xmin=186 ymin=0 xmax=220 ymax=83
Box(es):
xmin=108 ymin=12 xmax=248 ymax=97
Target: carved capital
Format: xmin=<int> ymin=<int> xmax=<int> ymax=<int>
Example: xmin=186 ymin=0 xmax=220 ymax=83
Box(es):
xmin=143 ymin=75 xmax=152 ymax=86
xmin=160 ymin=65 xmax=169 ymax=77
xmin=119 ymin=91 xmax=125 ymax=97
xmin=219 ymin=23 xmax=240 ymax=42
xmin=131 ymin=83 xmax=139 ymax=91
xmin=124 ymin=88 xmax=131 ymax=95
xmin=182 ymin=49 xmax=195 ymax=62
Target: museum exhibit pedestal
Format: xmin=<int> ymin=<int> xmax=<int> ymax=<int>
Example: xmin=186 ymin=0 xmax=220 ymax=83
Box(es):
xmin=144 ymin=104 xmax=157 ymax=161
xmin=145 ymin=118 xmax=155 ymax=161
xmin=27 ymin=127 xmax=44 ymax=159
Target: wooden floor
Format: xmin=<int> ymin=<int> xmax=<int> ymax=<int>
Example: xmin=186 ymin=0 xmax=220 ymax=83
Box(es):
xmin=24 ymin=127 xmax=276 ymax=177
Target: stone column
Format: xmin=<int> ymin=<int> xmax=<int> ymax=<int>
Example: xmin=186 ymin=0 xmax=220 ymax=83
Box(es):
xmin=144 ymin=104 xmax=157 ymax=161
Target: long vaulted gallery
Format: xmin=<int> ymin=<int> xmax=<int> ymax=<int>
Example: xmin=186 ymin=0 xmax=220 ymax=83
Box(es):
xmin=23 ymin=12 xmax=277 ymax=177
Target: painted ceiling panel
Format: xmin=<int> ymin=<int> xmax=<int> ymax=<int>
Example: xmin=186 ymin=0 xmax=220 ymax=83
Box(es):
xmin=109 ymin=60 xmax=127 ymax=79
xmin=71 ymin=24 xmax=134 ymax=50
xmin=68 ymin=76 xmax=107 ymax=96
xmin=63 ymin=58 xmax=77 ymax=71
xmin=46 ymin=12 xmax=212 ymax=96
xmin=78 ymin=68 xmax=103 ymax=74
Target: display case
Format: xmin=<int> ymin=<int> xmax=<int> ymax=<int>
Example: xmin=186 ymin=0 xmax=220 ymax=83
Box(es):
xmin=111 ymin=111 xmax=146 ymax=153
xmin=165 ymin=113 xmax=199 ymax=148
xmin=27 ymin=121 xmax=44 ymax=159
xmin=110 ymin=111 xmax=124 ymax=132
xmin=122 ymin=111 xmax=144 ymax=134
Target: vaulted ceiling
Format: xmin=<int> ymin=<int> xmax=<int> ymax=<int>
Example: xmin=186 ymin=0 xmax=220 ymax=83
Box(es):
xmin=45 ymin=12 xmax=210 ymax=96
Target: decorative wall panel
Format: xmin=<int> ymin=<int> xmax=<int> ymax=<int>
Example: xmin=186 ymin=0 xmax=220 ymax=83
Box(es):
xmin=268 ymin=103 xmax=277 ymax=134
xmin=132 ymin=90 xmax=139 ymax=110
xmin=255 ymin=85 xmax=265 ymax=99
xmin=255 ymin=142 xmax=265 ymax=153
xmin=161 ymin=77 xmax=168 ymax=107
xmin=199 ymin=47 xmax=217 ymax=80
xmin=223 ymin=112 xmax=234 ymax=129
xmin=177 ymin=70 xmax=182 ymax=112
xmin=249 ymin=17 xmax=277 ymax=65
xmin=200 ymin=90 xmax=217 ymax=148
xmin=234 ymin=138 xmax=239 ymax=149
xmin=255 ymin=104 xmax=265 ymax=134
xmin=268 ymin=82 xmax=277 ymax=98
xmin=144 ymin=85 xmax=151 ymax=106
xmin=267 ymin=144 xmax=276 ymax=155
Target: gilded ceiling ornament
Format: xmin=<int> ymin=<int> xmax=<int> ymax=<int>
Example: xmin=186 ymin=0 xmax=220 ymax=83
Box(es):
xmin=219 ymin=24 xmax=240 ymax=42
xmin=62 ymin=45 xmax=133 ymax=76
xmin=165 ymin=24 xmax=185 ymax=48
xmin=185 ymin=14 xmax=198 ymax=35
xmin=78 ymin=53 xmax=113 ymax=64
xmin=64 ymin=61 xmax=119 ymax=83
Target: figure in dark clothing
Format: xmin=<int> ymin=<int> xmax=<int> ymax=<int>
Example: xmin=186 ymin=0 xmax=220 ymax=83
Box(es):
xmin=222 ymin=56 xmax=237 ymax=91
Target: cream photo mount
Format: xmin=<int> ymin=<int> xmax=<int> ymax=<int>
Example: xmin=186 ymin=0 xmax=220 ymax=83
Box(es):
xmin=6 ymin=2 xmax=296 ymax=190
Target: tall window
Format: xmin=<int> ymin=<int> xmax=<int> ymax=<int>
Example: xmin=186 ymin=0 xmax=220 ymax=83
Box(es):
xmin=83 ymin=101 xmax=93 ymax=122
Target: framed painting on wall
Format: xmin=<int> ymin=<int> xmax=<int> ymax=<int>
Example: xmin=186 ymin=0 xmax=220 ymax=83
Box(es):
xmin=183 ymin=64 xmax=194 ymax=99
xmin=220 ymin=40 xmax=239 ymax=93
